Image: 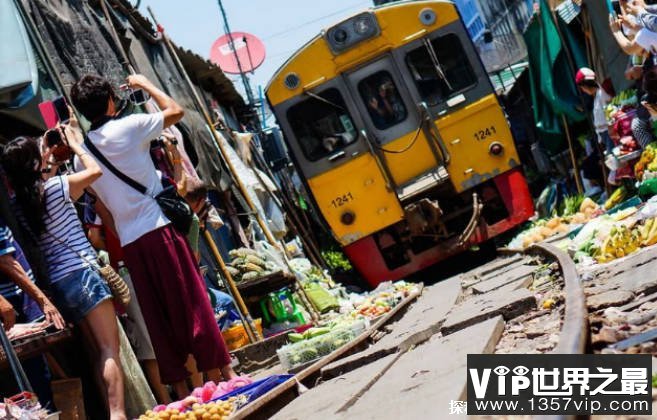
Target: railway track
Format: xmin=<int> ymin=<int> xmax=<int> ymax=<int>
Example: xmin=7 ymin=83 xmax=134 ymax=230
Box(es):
xmin=231 ymin=244 xmax=596 ymax=419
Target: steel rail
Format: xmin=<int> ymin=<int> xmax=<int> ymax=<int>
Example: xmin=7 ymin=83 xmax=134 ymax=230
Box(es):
xmin=528 ymin=242 xmax=589 ymax=420
xmin=528 ymin=243 xmax=589 ymax=355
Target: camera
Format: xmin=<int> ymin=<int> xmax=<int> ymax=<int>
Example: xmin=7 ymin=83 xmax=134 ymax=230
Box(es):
xmin=119 ymin=83 xmax=149 ymax=106
xmin=44 ymin=128 xmax=72 ymax=163
xmin=45 ymin=128 xmax=63 ymax=148
xmin=128 ymin=88 xmax=148 ymax=105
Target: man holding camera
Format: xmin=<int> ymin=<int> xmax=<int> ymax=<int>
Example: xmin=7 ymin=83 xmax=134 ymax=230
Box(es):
xmin=70 ymin=74 xmax=235 ymax=397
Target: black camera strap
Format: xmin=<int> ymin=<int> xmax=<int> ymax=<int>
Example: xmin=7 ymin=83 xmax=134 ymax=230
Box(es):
xmin=83 ymin=136 xmax=149 ymax=196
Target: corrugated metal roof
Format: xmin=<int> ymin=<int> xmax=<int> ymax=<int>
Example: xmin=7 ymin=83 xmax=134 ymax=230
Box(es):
xmin=173 ymin=45 xmax=245 ymax=108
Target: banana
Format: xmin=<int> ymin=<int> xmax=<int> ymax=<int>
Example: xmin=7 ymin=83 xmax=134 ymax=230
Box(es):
xmin=645 ymin=218 xmax=657 ymax=246
xmin=642 ymin=219 xmax=655 ymax=243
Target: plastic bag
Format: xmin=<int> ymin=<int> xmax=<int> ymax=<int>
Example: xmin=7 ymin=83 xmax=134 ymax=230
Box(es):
xmin=638 ymin=178 xmax=657 ymax=199
xmin=254 ymin=240 xmax=288 ymax=274
xmin=303 ymin=282 xmax=340 ymax=314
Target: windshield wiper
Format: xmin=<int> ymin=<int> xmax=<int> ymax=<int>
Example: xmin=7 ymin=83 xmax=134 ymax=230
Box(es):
xmin=423 ymin=38 xmax=453 ymax=91
xmin=304 ymin=91 xmax=345 ymax=111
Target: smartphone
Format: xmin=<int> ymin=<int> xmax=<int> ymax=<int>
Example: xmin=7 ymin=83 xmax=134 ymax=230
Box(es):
xmin=38 ymin=100 xmax=58 ymax=129
xmin=53 ymin=96 xmax=70 ymax=124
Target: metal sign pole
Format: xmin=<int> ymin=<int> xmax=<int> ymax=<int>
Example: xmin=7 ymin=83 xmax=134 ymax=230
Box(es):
xmin=216 ymin=0 xmax=255 ymax=106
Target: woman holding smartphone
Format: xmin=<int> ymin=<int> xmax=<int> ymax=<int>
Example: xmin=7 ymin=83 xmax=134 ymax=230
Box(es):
xmin=1 ymin=121 xmax=126 ymax=420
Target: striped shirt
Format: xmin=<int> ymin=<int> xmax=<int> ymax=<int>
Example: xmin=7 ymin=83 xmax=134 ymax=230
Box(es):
xmin=38 ymin=176 xmax=96 ymax=283
xmin=0 ymin=221 xmax=35 ymax=298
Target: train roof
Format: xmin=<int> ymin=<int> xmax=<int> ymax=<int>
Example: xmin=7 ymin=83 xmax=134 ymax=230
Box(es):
xmin=265 ymin=0 xmax=459 ymax=106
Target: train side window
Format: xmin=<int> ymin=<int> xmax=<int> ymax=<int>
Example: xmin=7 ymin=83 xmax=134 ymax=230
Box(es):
xmin=286 ymin=88 xmax=358 ymax=162
xmin=357 ymin=71 xmax=408 ymax=130
xmin=405 ymin=33 xmax=477 ymax=106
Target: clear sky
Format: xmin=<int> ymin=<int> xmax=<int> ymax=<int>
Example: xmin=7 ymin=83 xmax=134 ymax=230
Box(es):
xmin=139 ymin=0 xmax=374 ymax=99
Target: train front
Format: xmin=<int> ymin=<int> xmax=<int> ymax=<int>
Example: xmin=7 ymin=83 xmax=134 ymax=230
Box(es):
xmin=266 ymin=0 xmax=534 ymax=287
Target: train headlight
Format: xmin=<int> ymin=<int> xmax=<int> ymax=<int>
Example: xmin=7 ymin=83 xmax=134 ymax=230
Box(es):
xmin=325 ymin=12 xmax=380 ymax=54
xmin=341 ymin=211 xmax=356 ymax=225
xmin=489 ymin=142 xmax=504 ymax=156
xmin=354 ymin=16 xmax=372 ymax=35
xmin=332 ymin=28 xmax=349 ymax=45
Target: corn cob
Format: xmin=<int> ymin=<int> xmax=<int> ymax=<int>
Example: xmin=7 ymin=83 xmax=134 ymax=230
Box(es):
xmin=239 ymin=263 xmax=264 ymax=273
xmin=245 ymin=255 xmax=267 ymax=267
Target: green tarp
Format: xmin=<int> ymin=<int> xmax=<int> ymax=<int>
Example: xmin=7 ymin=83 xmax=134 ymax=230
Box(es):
xmin=523 ymin=0 xmax=588 ymax=154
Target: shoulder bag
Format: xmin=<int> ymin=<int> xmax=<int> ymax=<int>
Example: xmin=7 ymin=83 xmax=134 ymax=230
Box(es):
xmin=44 ymin=231 xmax=131 ymax=307
xmin=83 ymin=137 xmax=194 ymax=234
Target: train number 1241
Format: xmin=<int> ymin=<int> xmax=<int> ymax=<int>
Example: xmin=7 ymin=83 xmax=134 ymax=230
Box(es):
xmin=474 ymin=126 xmax=497 ymax=141
xmin=331 ymin=192 xmax=354 ymax=208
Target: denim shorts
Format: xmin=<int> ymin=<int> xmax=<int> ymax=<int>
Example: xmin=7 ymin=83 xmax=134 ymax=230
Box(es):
xmin=51 ymin=266 xmax=112 ymax=323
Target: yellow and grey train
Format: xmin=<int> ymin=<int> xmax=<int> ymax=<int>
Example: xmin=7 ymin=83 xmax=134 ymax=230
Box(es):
xmin=266 ymin=0 xmax=534 ymax=287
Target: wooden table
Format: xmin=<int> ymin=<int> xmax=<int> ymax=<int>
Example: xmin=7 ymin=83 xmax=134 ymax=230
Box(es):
xmin=0 ymin=328 xmax=73 ymax=370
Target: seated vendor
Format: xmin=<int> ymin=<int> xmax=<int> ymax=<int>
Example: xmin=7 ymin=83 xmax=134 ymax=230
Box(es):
xmin=0 ymin=218 xmax=65 ymax=410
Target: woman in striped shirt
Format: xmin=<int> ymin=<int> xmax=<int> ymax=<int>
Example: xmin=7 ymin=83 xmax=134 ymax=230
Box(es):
xmin=1 ymin=129 xmax=126 ymax=420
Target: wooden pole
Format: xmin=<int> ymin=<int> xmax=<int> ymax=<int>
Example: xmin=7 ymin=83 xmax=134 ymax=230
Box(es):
xmin=148 ymin=7 xmax=279 ymax=248
xmin=562 ymin=115 xmax=584 ymax=194
xmin=203 ymin=230 xmax=262 ymax=342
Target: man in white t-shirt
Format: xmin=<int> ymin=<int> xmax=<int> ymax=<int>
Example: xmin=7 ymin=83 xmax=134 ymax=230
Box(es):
xmin=71 ymin=74 xmax=236 ymax=398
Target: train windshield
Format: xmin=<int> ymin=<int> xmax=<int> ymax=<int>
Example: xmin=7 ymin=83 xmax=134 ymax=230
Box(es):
xmin=287 ymin=88 xmax=358 ymax=161
xmin=357 ymin=71 xmax=408 ymax=130
xmin=405 ymin=33 xmax=477 ymax=106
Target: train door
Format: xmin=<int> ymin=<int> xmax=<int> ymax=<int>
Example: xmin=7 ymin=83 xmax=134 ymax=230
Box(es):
xmin=344 ymin=55 xmax=449 ymax=200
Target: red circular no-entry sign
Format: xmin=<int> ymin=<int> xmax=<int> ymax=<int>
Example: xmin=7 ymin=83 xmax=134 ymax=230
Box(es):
xmin=209 ymin=32 xmax=266 ymax=74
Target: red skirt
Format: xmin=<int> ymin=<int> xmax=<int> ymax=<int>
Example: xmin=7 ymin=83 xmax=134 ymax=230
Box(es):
xmin=123 ymin=225 xmax=231 ymax=383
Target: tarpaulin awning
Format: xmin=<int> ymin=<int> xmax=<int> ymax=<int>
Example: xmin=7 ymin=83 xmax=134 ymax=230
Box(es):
xmin=523 ymin=0 xmax=588 ymax=153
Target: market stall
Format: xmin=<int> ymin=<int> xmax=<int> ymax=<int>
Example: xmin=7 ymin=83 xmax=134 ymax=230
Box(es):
xmin=604 ymin=89 xmax=643 ymax=183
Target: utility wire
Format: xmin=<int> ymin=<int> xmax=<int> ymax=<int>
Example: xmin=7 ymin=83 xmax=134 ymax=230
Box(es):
xmin=262 ymin=0 xmax=371 ymax=41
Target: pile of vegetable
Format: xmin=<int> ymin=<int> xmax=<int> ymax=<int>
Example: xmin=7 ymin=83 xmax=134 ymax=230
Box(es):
xmin=571 ymin=205 xmax=657 ymax=264
xmin=635 ymin=143 xmax=657 ymax=181
xmin=226 ymin=248 xmax=279 ymax=282
xmin=346 ymin=281 xmax=417 ymax=319
xmin=604 ymin=90 xmax=641 ymax=173
xmin=278 ymin=319 xmax=367 ymax=369
xmin=321 ymin=250 xmax=353 ymax=272
xmin=509 ymin=197 xmax=600 ymax=249
xmin=605 ymin=89 xmax=638 ymax=120
xmin=277 ymin=281 xmax=417 ymax=370
xmin=139 ymin=397 xmax=239 ymax=420
xmin=604 ymin=186 xmax=628 ymax=210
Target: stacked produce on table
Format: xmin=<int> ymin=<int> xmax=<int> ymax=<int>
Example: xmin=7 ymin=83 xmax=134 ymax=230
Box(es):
xmin=635 ymin=143 xmax=657 ymax=180
xmin=278 ymin=319 xmax=368 ymax=369
xmin=633 ymin=143 xmax=657 ymax=202
xmin=605 ymin=89 xmax=638 ymax=121
xmin=277 ymin=281 xmax=419 ymax=370
xmin=226 ymin=248 xmax=279 ymax=283
xmin=604 ymin=89 xmax=641 ymax=180
xmin=140 ymin=378 xmax=252 ymax=420
xmin=508 ymin=197 xmax=600 ymax=249
xmin=570 ymin=203 xmax=657 ymax=264
xmin=139 ymin=397 xmax=239 ymax=420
